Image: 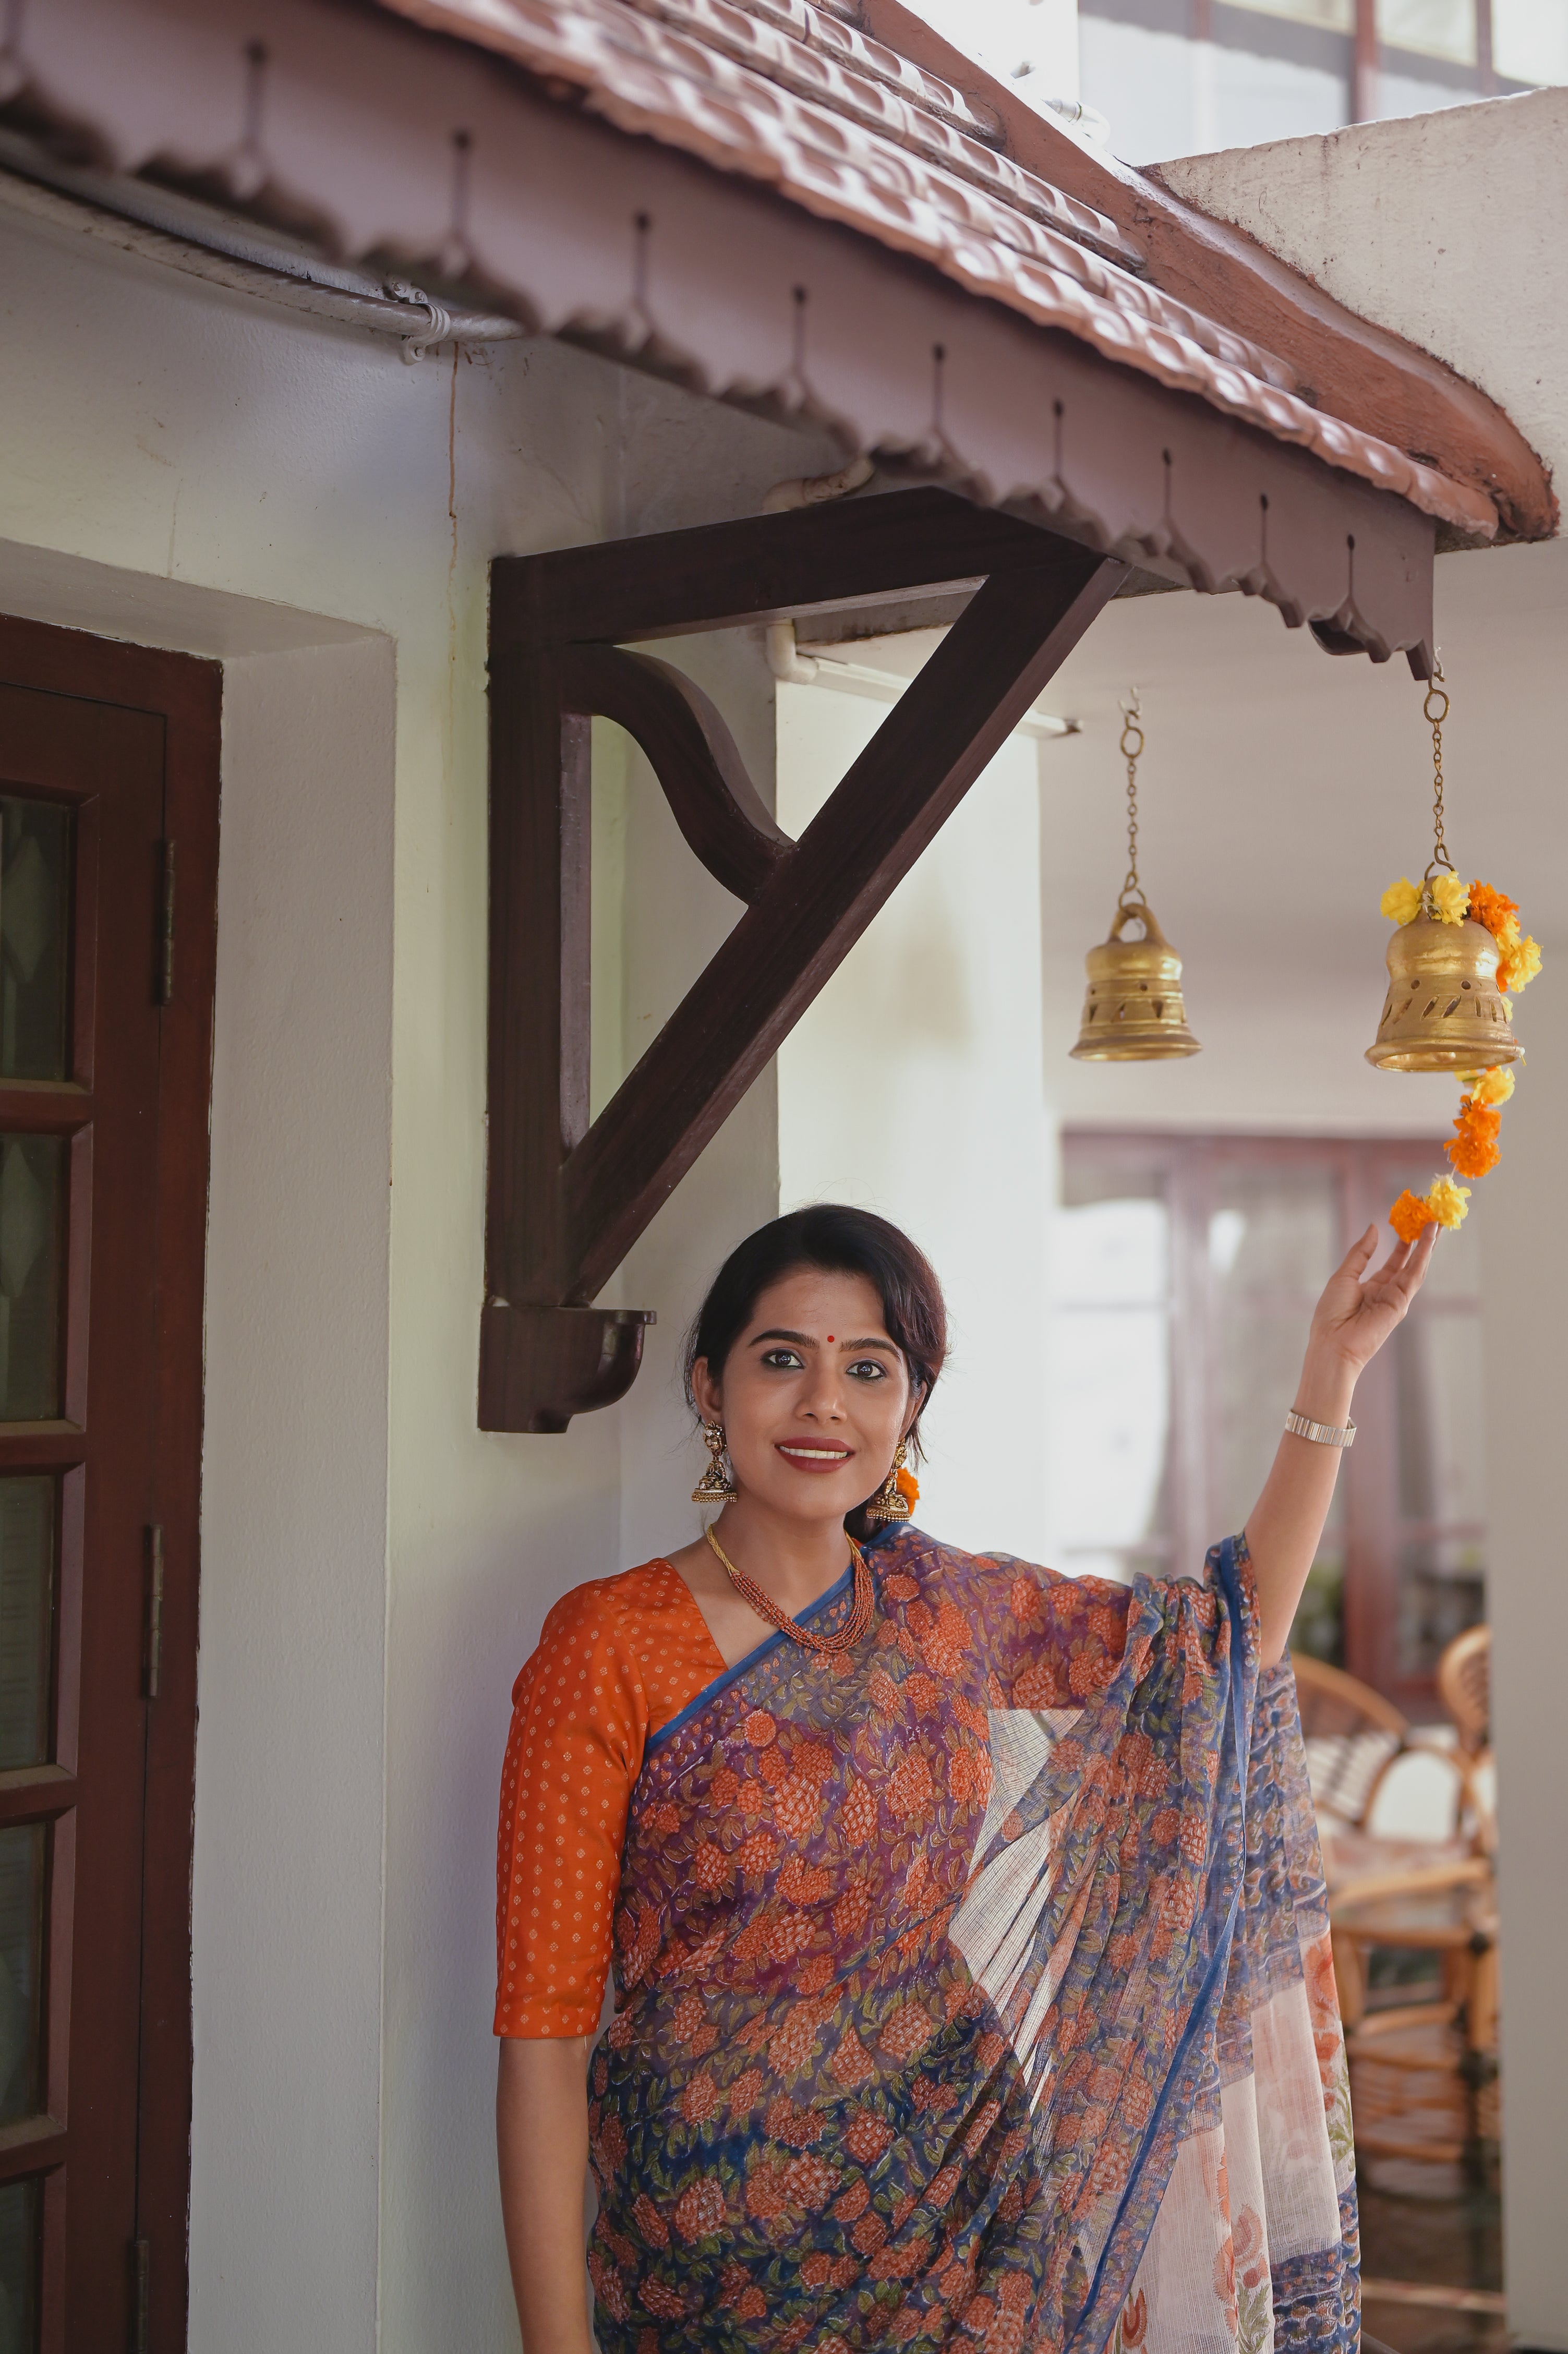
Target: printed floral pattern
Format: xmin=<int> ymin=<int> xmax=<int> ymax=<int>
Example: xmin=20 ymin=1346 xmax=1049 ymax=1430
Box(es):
xmin=585 ymin=1530 xmax=1358 ymax=2352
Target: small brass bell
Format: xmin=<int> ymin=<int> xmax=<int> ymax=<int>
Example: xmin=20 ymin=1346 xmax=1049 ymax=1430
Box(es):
xmin=1071 ymin=897 xmax=1201 ymax=1060
xmin=1366 ymin=913 xmax=1519 ymax=1072
xmin=1071 ymin=692 xmax=1201 ymax=1063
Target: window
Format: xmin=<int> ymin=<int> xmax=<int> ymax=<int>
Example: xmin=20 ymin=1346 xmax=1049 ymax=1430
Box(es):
xmin=1051 ymin=1133 xmax=1483 ymax=1713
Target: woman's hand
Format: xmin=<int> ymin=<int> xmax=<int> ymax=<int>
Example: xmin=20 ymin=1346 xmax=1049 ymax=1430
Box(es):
xmin=1305 ymin=1222 xmax=1439 ymax=1381
xmin=1246 ymin=1220 xmax=1438 ymax=1667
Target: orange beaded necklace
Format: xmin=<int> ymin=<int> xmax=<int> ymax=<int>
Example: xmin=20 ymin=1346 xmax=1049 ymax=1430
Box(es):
xmin=703 ymin=1525 xmax=874 ymax=1657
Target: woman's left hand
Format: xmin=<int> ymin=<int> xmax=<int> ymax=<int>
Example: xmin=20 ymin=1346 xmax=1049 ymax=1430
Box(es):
xmin=1306 ymin=1220 xmax=1439 ymax=1380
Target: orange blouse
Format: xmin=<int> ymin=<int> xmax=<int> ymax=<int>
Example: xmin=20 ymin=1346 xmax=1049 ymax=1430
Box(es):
xmin=493 ymin=1560 xmax=726 ymax=2038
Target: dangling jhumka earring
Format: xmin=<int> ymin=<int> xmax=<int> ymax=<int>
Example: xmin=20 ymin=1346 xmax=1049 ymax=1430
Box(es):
xmin=691 ymin=1422 xmax=738 ymax=1506
xmin=864 ymin=1439 xmax=914 ymax=1525
xmin=1071 ymin=692 xmax=1201 ymax=1061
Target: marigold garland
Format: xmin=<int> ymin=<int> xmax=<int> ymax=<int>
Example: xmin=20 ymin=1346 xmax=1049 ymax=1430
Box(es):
xmin=1377 ymin=874 xmax=1539 ymax=1235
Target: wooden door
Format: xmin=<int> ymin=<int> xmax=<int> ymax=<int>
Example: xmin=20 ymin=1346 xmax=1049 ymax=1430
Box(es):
xmin=0 ymin=621 xmax=219 ymax=2351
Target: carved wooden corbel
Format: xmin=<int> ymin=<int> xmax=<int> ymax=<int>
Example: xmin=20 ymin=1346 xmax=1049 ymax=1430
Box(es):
xmin=483 ymin=488 xmax=1126 ymax=1431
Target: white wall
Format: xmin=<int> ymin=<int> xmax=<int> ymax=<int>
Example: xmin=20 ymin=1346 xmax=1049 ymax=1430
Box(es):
xmin=1481 ymin=958 xmax=1568 ymax=2354
xmin=0 ymin=196 xmax=841 ymax=2349
xmin=197 ymin=640 xmax=395 ymax=2344
xmin=776 ymin=689 xmax=1054 ymax=1563
xmin=1160 ymin=86 xmax=1568 ymax=487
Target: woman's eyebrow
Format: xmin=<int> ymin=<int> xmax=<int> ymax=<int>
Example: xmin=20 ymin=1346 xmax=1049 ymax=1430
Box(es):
xmin=749 ymin=1327 xmax=814 ymax=1348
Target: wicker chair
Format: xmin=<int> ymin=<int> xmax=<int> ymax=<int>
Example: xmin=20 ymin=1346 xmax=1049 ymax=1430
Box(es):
xmin=1290 ymin=1648 xmax=1499 ymax=2186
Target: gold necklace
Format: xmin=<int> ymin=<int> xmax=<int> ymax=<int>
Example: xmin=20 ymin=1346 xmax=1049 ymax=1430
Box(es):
xmin=704 ymin=1525 xmax=874 ymax=1657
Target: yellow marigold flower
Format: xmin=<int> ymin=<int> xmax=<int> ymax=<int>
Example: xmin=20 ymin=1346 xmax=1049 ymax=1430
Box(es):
xmin=1467 ymin=1066 xmax=1515 ymax=1107
xmin=1431 ymin=871 xmax=1469 ymax=925
xmin=1494 ymin=915 xmax=1522 ymax=956
xmin=1380 ymin=877 xmax=1421 ymax=925
xmin=1426 ymin=1176 xmax=1471 ymax=1229
xmin=1498 ymin=933 xmax=1542 ymax=995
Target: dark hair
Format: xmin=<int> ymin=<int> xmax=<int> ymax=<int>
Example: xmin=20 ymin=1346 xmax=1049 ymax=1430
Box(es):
xmin=683 ymin=1206 xmax=948 ymax=1467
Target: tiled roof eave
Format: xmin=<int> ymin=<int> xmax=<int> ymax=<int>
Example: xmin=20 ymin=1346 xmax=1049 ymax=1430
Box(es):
xmin=378 ymin=0 xmax=1497 ymax=540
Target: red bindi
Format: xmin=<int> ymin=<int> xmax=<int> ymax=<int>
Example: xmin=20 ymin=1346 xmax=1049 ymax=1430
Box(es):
xmin=826 ymin=1335 xmax=834 ymax=1344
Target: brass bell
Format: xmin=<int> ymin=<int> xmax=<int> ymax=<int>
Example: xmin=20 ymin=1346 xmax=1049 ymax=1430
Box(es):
xmin=1366 ymin=913 xmax=1520 ymax=1072
xmin=1071 ymin=897 xmax=1201 ymax=1060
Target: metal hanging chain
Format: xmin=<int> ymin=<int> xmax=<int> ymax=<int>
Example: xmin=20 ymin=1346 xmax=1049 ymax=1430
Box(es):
xmin=1119 ymin=691 xmax=1145 ymax=905
xmin=1423 ymin=661 xmax=1455 ymax=878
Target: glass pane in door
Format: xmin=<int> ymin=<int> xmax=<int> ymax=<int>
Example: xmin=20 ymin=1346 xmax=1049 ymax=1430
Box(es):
xmin=0 ymin=1826 xmax=43 ymax=2125
xmin=0 ymin=1482 xmax=52 ymax=1772
xmin=0 ymin=1139 xmax=64 ymax=1421
xmin=0 ymin=2176 xmax=38 ymax=2354
xmin=0 ymin=799 xmax=72 ymax=1083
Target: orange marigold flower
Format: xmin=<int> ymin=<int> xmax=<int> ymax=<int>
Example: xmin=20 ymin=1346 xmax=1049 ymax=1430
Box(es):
xmin=1448 ymin=1099 xmax=1502 ymax=1179
xmin=1467 ymin=880 xmax=1518 ymax=939
xmin=1389 ymin=1188 xmax=1439 ymax=1245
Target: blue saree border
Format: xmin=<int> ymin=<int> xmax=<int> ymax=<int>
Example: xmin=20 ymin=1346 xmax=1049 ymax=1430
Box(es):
xmin=1074 ymin=1534 xmax=1256 ymax=2354
xmin=645 ymin=1525 xmax=903 ymax=1759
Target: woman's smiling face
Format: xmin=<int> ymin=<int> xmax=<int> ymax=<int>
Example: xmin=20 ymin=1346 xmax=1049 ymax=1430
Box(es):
xmin=691 ymin=1266 xmax=915 ymax=1525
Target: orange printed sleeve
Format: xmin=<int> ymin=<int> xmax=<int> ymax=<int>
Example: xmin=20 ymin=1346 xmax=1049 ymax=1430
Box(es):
xmin=493 ymin=1560 xmax=725 ymax=2038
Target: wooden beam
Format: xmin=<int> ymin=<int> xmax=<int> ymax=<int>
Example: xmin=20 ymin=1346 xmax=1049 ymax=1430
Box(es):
xmin=563 ymin=549 xmax=1121 ymax=1299
xmin=482 ymin=492 xmax=1124 ymax=1431
xmin=494 ymin=489 xmax=1054 ymax=649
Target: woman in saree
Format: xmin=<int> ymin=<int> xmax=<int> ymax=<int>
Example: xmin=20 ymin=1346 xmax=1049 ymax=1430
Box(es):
xmin=495 ymin=1203 xmax=1436 ymax=2354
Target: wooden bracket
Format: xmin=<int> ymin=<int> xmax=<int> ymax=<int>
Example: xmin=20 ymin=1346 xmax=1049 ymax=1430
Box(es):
xmin=483 ymin=488 xmax=1125 ymax=1431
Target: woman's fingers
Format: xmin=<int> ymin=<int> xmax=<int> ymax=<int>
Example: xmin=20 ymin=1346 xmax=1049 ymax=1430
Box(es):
xmin=1339 ymin=1224 xmax=1379 ymax=1278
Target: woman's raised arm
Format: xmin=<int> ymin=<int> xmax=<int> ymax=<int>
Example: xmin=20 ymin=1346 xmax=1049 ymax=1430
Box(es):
xmin=1245 ymin=1221 xmax=1438 ymax=1668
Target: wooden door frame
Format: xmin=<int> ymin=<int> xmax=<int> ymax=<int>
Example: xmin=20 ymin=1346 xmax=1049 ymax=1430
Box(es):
xmin=0 ymin=614 xmax=219 ymax=2352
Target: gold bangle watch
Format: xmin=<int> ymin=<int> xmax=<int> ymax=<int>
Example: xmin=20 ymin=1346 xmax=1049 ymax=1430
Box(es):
xmin=1284 ymin=1409 xmax=1356 ymax=1449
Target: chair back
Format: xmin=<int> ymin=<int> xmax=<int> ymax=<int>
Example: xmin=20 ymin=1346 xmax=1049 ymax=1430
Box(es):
xmin=1290 ymin=1652 xmax=1410 ymax=1830
xmin=1436 ymin=1624 xmax=1490 ymax=1760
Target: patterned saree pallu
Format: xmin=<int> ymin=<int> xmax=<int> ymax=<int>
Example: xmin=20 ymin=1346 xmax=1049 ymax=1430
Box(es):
xmin=585 ymin=1532 xmax=1357 ymax=2354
